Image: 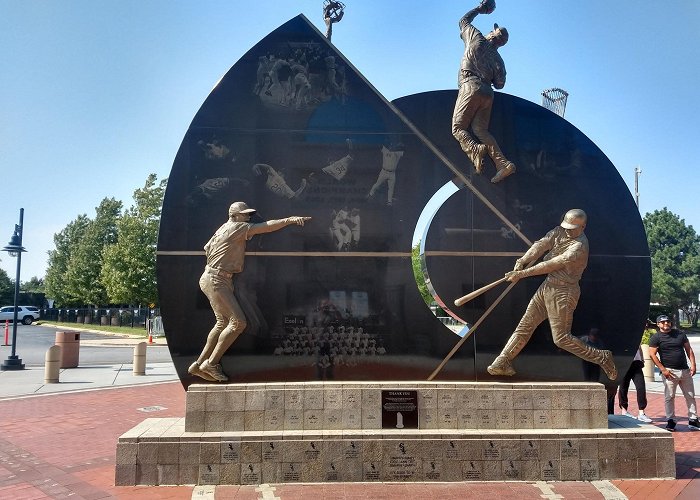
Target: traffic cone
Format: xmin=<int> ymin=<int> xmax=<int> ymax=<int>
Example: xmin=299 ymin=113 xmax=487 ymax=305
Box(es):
xmin=3 ymin=320 xmax=8 ymax=346
xmin=146 ymin=318 xmax=154 ymax=344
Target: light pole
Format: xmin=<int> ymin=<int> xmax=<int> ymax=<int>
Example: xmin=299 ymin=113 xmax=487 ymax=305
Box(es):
xmin=1 ymin=208 xmax=26 ymax=371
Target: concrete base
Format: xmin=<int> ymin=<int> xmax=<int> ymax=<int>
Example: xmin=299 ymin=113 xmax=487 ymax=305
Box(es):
xmin=115 ymin=381 xmax=675 ymax=485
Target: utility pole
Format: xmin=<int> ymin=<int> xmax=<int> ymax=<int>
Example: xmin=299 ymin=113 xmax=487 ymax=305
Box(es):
xmin=634 ymin=166 xmax=642 ymax=209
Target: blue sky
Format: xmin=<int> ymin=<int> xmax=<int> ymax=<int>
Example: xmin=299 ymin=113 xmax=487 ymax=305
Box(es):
xmin=1 ymin=0 xmax=699 ymax=280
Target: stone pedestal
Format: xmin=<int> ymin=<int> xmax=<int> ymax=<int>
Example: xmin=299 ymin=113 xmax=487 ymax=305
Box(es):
xmin=115 ymin=381 xmax=675 ymax=486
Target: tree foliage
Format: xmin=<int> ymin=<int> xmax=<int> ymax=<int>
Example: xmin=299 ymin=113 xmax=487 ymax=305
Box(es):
xmin=22 ymin=276 xmax=45 ymax=293
xmin=45 ymin=214 xmax=91 ymax=306
xmin=643 ymin=208 xmax=700 ymax=325
xmin=101 ymin=174 xmax=167 ymax=306
xmin=0 ymin=268 xmax=12 ymax=305
xmin=63 ymin=197 xmax=122 ymax=306
xmin=412 ymin=242 xmax=432 ymax=306
xmin=44 ymin=174 xmax=167 ymax=307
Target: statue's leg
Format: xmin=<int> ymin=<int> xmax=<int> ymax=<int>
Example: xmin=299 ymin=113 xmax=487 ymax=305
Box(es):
xmin=487 ymin=287 xmax=546 ymax=376
xmin=471 ymin=97 xmax=517 ymax=183
xmin=452 ymin=79 xmax=486 ymax=173
xmin=209 ymin=291 xmax=247 ymax=364
xmin=189 ymin=273 xmax=227 ymax=381
xmin=546 ymin=284 xmax=617 ymax=380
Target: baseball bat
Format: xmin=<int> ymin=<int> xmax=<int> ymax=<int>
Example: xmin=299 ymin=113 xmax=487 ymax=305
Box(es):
xmin=454 ymin=277 xmax=507 ymax=307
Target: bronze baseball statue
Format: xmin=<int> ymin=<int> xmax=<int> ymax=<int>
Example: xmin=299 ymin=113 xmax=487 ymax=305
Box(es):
xmin=487 ymin=209 xmax=618 ymax=380
xmin=189 ymin=202 xmax=311 ymax=382
xmin=452 ymin=0 xmax=517 ymax=183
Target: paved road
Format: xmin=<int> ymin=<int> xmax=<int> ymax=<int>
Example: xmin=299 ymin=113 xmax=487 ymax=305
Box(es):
xmin=0 ymin=323 xmax=172 ymax=366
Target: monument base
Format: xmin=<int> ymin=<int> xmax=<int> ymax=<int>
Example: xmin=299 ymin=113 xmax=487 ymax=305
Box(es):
xmin=115 ymin=381 xmax=675 ymax=485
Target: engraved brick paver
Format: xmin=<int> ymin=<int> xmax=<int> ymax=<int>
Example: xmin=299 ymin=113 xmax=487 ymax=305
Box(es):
xmin=0 ymin=382 xmax=697 ymax=498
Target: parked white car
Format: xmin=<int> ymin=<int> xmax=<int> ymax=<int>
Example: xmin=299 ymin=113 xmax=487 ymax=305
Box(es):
xmin=0 ymin=306 xmax=41 ymax=325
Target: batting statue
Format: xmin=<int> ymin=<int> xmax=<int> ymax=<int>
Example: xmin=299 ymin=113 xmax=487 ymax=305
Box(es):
xmin=189 ymin=202 xmax=311 ymax=382
xmin=452 ymin=0 xmax=517 ymax=183
xmin=487 ymin=209 xmax=618 ymax=380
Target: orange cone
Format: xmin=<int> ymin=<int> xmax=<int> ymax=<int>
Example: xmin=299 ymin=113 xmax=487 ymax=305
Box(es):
xmin=3 ymin=320 xmax=8 ymax=346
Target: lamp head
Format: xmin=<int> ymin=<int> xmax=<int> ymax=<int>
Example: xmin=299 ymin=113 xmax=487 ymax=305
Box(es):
xmin=2 ymin=230 xmax=26 ymax=257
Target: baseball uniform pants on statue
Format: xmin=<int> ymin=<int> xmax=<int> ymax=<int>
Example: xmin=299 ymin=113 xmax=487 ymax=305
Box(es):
xmin=496 ymin=280 xmax=607 ymax=366
xmin=452 ymin=74 xmax=512 ymax=173
xmin=199 ymin=268 xmax=247 ymax=362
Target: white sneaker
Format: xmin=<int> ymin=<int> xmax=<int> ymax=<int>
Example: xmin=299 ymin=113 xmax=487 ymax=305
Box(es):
xmin=637 ymin=413 xmax=652 ymax=423
xmin=621 ymin=410 xmax=635 ymax=419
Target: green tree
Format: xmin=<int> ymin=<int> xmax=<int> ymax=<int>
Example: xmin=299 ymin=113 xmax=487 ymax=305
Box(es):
xmin=22 ymin=276 xmax=45 ymax=293
xmin=64 ymin=198 xmax=122 ymax=306
xmin=45 ymin=214 xmax=91 ymax=306
xmin=101 ymin=174 xmax=166 ymax=306
xmin=0 ymin=268 xmax=12 ymax=305
xmin=643 ymin=208 xmax=700 ymax=326
xmin=412 ymin=242 xmax=432 ymax=306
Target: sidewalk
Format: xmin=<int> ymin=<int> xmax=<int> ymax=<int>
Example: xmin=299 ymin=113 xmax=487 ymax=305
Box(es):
xmin=0 ymin=362 xmax=178 ymax=400
xmin=0 ymin=365 xmax=698 ymax=498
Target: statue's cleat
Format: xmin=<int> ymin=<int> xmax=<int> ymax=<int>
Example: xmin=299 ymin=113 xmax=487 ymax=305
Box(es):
xmin=487 ymin=355 xmax=516 ymax=376
xmin=188 ymin=361 xmax=217 ymax=382
xmin=490 ymin=162 xmax=516 ymax=183
xmin=600 ymin=350 xmax=617 ymax=380
xmin=199 ymin=359 xmax=229 ymax=382
xmin=473 ymin=143 xmax=487 ymax=174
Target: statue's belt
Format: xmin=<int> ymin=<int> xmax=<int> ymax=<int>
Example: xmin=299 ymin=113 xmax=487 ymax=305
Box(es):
xmin=205 ymin=265 xmax=234 ymax=279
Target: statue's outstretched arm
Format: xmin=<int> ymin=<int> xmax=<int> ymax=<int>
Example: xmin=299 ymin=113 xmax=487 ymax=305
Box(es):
xmin=460 ymin=0 xmax=495 ymax=28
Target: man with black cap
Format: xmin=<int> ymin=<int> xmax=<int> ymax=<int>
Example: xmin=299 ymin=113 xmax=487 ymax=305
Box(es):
xmin=649 ymin=314 xmax=698 ymax=431
xmin=189 ymin=201 xmax=311 ymax=382
xmin=452 ymin=0 xmax=517 ymax=183
xmin=487 ymin=209 xmax=617 ymax=381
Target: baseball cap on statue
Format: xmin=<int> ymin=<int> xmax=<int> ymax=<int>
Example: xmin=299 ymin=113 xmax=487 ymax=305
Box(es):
xmin=656 ymin=315 xmax=671 ymax=323
xmin=560 ymin=209 xmax=587 ymax=229
xmin=228 ymin=201 xmax=256 ymax=217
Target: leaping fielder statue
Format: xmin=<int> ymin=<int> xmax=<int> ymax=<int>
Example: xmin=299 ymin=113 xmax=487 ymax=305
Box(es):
xmin=452 ymin=0 xmax=517 ymax=183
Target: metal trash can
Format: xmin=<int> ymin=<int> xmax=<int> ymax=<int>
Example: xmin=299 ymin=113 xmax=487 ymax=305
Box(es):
xmin=55 ymin=331 xmax=80 ymax=368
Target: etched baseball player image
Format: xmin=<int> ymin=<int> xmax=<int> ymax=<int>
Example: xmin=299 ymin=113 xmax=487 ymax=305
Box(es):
xmin=189 ymin=202 xmax=311 ymax=382
xmin=486 ymin=209 xmax=617 ymax=380
xmin=367 ymin=143 xmax=404 ymax=206
xmin=330 ymin=206 xmax=352 ymax=251
xmin=253 ymin=163 xmax=308 ymax=199
xmin=322 ymin=138 xmax=353 ymax=180
xmin=452 ymin=0 xmax=517 ymax=183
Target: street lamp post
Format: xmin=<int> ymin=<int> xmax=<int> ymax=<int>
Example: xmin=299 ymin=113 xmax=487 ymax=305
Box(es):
xmin=1 ymin=208 xmax=26 ymax=371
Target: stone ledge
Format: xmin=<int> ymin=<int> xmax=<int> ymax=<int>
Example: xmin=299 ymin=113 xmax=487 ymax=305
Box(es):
xmin=185 ymin=381 xmax=608 ymax=432
xmin=116 ymin=417 xmax=674 ymax=485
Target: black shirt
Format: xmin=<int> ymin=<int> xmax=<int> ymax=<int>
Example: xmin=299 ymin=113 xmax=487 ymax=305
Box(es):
xmin=649 ymin=329 xmax=689 ymax=370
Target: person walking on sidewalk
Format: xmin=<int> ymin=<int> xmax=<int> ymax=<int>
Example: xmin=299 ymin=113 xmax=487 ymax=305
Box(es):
xmin=618 ymin=345 xmax=651 ymax=422
xmin=649 ymin=314 xmax=698 ymax=431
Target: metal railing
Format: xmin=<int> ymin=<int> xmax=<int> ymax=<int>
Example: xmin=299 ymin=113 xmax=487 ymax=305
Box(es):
xmin=40 ymin=307 xmax=159 ymax=329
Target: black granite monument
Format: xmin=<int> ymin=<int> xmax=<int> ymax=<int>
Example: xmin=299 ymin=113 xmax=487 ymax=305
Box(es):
xmin=157 ymin=15 xmax=650 ymax=387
